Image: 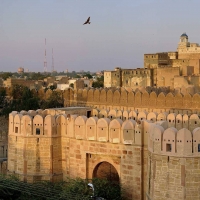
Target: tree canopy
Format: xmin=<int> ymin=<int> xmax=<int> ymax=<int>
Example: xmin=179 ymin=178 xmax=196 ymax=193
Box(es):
xmin=0 ymin=84 xmax=64 ymax=117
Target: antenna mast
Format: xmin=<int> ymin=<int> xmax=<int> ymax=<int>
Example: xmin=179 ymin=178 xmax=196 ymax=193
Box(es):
xmin=44 ymin=38 xmax=47 ymax=73
xmin=52 ymin=48 xmax=54 ymax=73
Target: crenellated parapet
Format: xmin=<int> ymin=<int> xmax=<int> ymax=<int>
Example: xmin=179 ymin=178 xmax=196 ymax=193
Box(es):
xmin=148 ymin=123 xmax=200 ymax=157
xmin=147 ymin=123 xmax=200 ymax=200
xmin=8 ymin=111 xmax=144 ymax=145
xmin=9 ymin=108 xmax=200 ymax=141
xmin=66 ymin=87 xmax=200 ymax=112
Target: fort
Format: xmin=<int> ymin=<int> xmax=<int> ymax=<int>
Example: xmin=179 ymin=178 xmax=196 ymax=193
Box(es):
xmin=4 ymin=81 xmax=200 ymax=200
xmin=5 ymin=33 xmax=200 ymax=200
xmin=7 ymin=105 xmax=200 ymax=200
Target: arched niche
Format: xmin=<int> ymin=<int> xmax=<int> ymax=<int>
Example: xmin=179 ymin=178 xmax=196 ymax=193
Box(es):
xmin=82 ymin=88 xmax=88 ymax=102
xmin=176 ymin=128 xmax=192 ymax=155
xmin=56 ymin=114 xmax=67 ymax=136
xmin=183 ymin=93 xmax=192 ymax=109
xmin=100 ymin=89 xmax=107 ymax=104
xmin=147 ymin=112 xmax=157 ymax=122
xmin=99 ymin=109 xmax=108 ymax=118
xmin=9 ymin=112 xmax=18 ymax=135
xmin=66 ymin=115 xmax=77 ymax=138
xmin=97 ymin=118 xmax=110 ymax=142
xmin=107 ymin=89 xmax=113 ymax=105
xmin=135 ymin=91 xmax=142 ymax=107
xmin=28 ymin=110 xmax=37 ymax=117
xmin=36 ymin=109 xmax=43 ymax=114
xmin=175 ymin=114 xmax=183 ymax=130
xmin=189 ymin=114 xmax=200 ymax=132
xmin=183 ymin=114 xmax=189 ymax=129
xmin=121 ymin=120 xmax=135 ymax=144
xmin=162 ymin=127 xmax=177 ymax=154
xmin=86 ymin=117 xmax=98 ymax=141
xmin=21 ymin=115 xmax=33 ymax=136
xmin=113 ymin=90 xmax=120 ymax=105
xmin=88 ymin=89 xmax=94 ymax=103
xmin=122 ymin=110 xmax=129 ymax=121
xmin=127 ymin=91 xmax=135 ymax=106
xmin=74 ymin=116 xmax=87 ymax=140
xmin=14 ymin=114 xmax=23 ymax=135
xmin=165 ymin=93 xmax=174 ymax=108
xmin=151 ymin=125 xmax=164 ymax=154
xmin=44 ymin=115 xmax=55 ymax=136
xmin=77 ymin=89 xmax=83 ymax=102
xmin=192 ymin=93 xmax=200 ymax=109
xmin=116 ymin=110 xmax=123 ymax=120
xmin=20 ymin=110 xmax=27 ymax=115
xmin=167 ymin=113 xmax=176 ymax=128
xmin=138 ymin=111 xmax=147 ymax=121
xmin=129 ymin=110 xmax=138 ymax=120
xmin=157 ymin=112 xmax=167 ymax=121
xmin=149 ymin=92 xmax=157 ymax=108
xmin=108 ymin=109 xmax=117 ymax=120
xmin=141 ymin=91 xmax=149 ymax=107
xmin=109 ymin=119 xmax=123 ymax=143
xmin=135 ymin=120 xmax=143 ymax=145
xmin=174 ymin=93 xmax=183 ymax=108
xmin=157 ymin=92 xmax=166 ymax=108
xmin=120 ymin=89 xmax=128 ymax=106
xmin=92 ymin=108 xmax=99 ymax=118
xmin=94 ymin=89 xmax=100 ymax=103
xmin=192 ymin=127 xmax=200 ymax=154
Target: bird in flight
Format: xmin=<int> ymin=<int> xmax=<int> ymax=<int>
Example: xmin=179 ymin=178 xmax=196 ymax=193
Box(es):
xmin=83 ymin=17 xmax=91 ymax=25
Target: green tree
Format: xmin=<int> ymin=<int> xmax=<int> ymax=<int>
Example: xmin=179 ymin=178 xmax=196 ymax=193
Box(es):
xmin=0 ymin=88 xmax=6 ymax=107
xmin=0 ymin=72 xmax=13 ymax=80
xmin=0 ymin=85 xmax=40 ymax=117
xmin=45 ymin=85 xmax=57 ymax=92
xmin=75 ymin=74 xmax=81 ymax=78
xmin=28 ymin=72 xmax=48 ymax=80
xmin=11 ymin=84 xmax=26 ymax=99
xmin=40 ymin=91 xmax=63 ymax=109
xmin=83 ymin=73 xmax=93 ymax=79
xmin=92 ymin=76 xmax=104 ymax=88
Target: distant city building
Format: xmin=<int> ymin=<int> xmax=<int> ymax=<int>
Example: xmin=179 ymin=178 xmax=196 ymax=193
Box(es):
xmin=3 ymin=77 xmax=35 ymax=89
xmin=17 ymin=67 xmax=24 ymax=74
xmin=56 ymin=77 xmax=85 ymax=90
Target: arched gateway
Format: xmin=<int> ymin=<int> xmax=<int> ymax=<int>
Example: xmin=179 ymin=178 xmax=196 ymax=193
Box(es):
xmin=93 ymin=161 xmax=119 ymax=183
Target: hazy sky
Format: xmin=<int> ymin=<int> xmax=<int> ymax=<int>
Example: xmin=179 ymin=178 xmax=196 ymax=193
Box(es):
xmin=0 ymin=0 xmax=200 ymax=72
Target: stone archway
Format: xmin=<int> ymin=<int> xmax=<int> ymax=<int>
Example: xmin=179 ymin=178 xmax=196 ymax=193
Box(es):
xmin=92 ymin=161 xmax=119 ymax=183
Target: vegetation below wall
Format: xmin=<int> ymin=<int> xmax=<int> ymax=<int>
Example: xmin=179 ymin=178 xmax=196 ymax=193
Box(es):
xmin=0 ymin=175 xmax=123 ymax=200
xmin=92 ymin=76 xmax=104 ymax=88
xmin=0 ymin=85 xmax=64 ymax=118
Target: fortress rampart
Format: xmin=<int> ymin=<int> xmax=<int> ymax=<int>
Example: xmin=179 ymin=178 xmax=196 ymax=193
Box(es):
xmin=146 ymin=123 xmax=200 ymax=200
xmin=63 ymin=87 xmax=200 ymax=113
xmin=7 ymin=107 xmax=200 ymax=200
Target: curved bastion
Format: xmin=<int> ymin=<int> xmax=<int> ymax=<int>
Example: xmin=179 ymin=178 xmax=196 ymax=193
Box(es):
xmin=146 ymin=124 xmax=200 ymax=200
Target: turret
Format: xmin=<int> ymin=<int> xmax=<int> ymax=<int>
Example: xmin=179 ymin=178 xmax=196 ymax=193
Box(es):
xmin=177 ymin=32 xmax=190 ymax=52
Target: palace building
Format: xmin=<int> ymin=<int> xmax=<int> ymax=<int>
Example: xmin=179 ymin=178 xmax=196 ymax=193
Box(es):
xmin=105 ymin=33 xmax=200 ymax=89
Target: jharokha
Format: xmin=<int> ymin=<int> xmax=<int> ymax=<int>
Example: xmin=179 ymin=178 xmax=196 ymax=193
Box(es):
xmin=5 ymin=34 xmax=200 ymax=200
